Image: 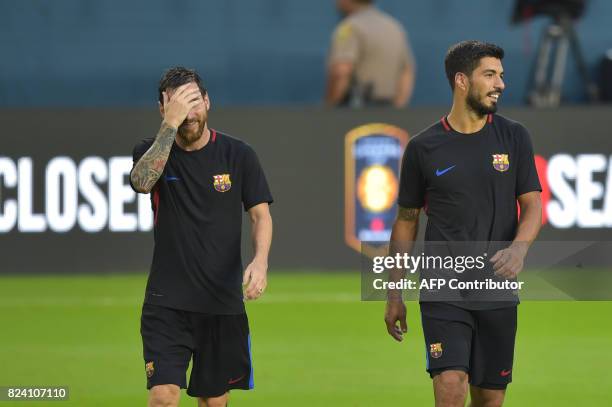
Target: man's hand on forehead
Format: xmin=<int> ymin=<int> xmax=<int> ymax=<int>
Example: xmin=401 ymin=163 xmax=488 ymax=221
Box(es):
xmin=165 ymin=83 xmax=201 ymax=102
xmin=161 ymin=83 xmax=203 ymax=128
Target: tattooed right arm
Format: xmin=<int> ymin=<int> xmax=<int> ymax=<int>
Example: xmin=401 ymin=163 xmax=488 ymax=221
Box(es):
xmin=389 ymin=205 xmax=420 ymax=257
xmin=397 ymin=206 xmax=420 ymax=222
xmin=130 ymin=82 xmax=204 ymax=193
xmin=130 ymin=121 xmax=177 ymax=193
xmin=385 ymin=206 xmax=420 ymax=341
xmin=387 ymin=206 xmax=421 ymax=301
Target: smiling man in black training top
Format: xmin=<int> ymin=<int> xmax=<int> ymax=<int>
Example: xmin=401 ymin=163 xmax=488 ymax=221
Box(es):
xmin=384 ymin=42 xmax=542 ymax=407
xmin=130 ymin=67 xmax=273 ymax=407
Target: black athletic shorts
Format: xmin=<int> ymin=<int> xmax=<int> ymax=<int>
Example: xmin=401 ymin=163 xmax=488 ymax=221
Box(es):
xmin=420 ymin=302 xmax=517 ymax=390
xmin=140 ymin=303 xmax=254 ymax=398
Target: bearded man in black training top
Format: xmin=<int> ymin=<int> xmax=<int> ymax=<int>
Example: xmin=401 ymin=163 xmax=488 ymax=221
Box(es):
xmin=130 ymin=67 xmax=273 ymax=407
xmin=385 ymin=41 xmax=542 ymax=407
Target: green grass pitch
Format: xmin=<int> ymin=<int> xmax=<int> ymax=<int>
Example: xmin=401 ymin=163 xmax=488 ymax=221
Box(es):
xmin=0 ymin=272 xmax=610 ymax=406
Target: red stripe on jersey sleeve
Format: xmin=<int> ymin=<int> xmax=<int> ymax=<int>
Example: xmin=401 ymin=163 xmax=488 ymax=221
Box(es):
xmin=153 ymin=185 xmax=160 ymax=226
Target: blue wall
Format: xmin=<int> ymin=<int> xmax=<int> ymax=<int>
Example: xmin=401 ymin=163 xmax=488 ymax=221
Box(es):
xmin=1 ymin=0 xmax=610 ymax=107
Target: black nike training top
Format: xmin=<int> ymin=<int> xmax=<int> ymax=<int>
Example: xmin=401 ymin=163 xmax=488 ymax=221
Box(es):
xmin=398 ymin=114 xmax=541 ymax=308
xmin=131 ymin=129 xmax=273 ymax=314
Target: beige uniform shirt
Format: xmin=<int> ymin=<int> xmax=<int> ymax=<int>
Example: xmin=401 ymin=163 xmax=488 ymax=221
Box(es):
xmin=328 ymin=6 xmax=414 ymax=103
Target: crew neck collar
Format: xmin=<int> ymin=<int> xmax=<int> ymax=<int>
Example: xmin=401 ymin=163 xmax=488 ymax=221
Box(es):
xmin=174 ymin=129 xmax=217 ymax=153
xmin=441 ymin=114 xmax=492 ymax=135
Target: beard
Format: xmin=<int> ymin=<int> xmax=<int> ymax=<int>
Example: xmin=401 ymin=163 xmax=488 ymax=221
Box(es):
xmin=177 ymin=118 xmax=206 ymax=144
xmin=466 ymin=88 xmax=498 ymax=117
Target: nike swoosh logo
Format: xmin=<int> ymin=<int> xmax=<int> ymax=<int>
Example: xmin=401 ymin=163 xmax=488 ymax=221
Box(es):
xmin=500 ymin=369 xmax=512 ymax=377
xmin=165 ymin=176 xmax=180 ymax=181
xmin=436 ymin=165 xmax=456 ymax=176
xmin=228 ymin=375 xmax=244 ymax=384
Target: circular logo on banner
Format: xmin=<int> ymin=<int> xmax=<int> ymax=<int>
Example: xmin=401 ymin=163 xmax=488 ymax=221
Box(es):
xmin=357 ymin=165 xmax=398 ymax=213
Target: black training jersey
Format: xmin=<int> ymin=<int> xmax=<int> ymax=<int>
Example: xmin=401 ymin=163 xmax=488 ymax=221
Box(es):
xmin=399 ymin=114 xmax=541 ymax=242
xmin=131 ymin=129 xmax=273 ymax=314
xmin=398 ymin=114 xmax=541 ymax=308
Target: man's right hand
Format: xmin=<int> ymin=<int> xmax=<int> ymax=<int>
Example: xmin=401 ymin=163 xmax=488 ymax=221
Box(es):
xmin=162 ymin=83 xmax=203 ymax=129
xmin=384 ymin=300 xmax=408 ymax=341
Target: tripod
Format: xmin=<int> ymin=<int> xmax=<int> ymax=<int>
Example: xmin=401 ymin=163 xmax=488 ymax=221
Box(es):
xmin=528 ymin=13 xmax=598 ymax=106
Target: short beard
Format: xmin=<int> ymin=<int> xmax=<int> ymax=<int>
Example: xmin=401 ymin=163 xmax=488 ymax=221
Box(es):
xmin=466 ymin=89 xmax=497 ymax=117
xmin=177 ymin=120 xmax=205 ymax=144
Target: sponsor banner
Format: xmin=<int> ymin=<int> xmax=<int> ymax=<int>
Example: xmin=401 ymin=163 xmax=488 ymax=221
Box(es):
xmin=0 ymin=107 xmax=611 ymax=273
xmin=536 ymin=154 xmax=612 ymax=228
xmin=0 ymin=156 xmax=152 ymax=233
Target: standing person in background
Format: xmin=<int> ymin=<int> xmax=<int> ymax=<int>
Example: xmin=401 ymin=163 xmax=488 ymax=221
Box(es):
xmin=325 ymin=0 xmax=416 ymax=108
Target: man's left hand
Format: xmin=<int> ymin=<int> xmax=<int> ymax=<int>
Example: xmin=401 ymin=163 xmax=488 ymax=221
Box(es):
xmin=243 ymin=260 xmax=268 ymax=300
xmin=490 ymin=243 xmax=528 ymax=279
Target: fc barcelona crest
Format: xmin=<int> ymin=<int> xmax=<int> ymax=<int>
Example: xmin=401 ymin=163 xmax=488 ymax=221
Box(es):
xmin=145 ymin=361 xmax=155 ymax=378
xmin=213 ymin=174 xmax=232 ymax=192
xmin=492 ymin=154 xmax=510 ymax=172
xmin=430 ymin=343 xmax=443 ymax=359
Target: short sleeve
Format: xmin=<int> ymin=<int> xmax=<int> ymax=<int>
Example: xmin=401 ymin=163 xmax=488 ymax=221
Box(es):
xmin=328 ymin=22 xmax=359 ymax=64
xmin=398 ymin=139 xmax=426 ymax=208
xmin=515 ymin=125 xmax=542 ymax=196
xmin=241 ymin=145 xmax=273 ymax=212
xmin=129 ymin=137 xmax=154 ymax=193
xmin=399 ymin=29 xmax=415 ymax=70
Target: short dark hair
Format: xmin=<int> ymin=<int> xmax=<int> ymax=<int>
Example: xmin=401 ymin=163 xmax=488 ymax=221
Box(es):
xmin=444 ymin=41 xmax=504 ymax=90
xmin=158 ymin=66 xmax=207 ymax=104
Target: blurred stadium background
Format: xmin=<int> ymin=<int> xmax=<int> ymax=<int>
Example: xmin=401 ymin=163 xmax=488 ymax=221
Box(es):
xmin=1 ymin=0 xmax=612 ymax=406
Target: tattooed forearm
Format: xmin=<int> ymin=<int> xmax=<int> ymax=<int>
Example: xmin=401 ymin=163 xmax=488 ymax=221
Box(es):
xmin=397 ymin=206 xmax=420 ymax=221
xmin=130 ymin=122 xmax=177 ymax=193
